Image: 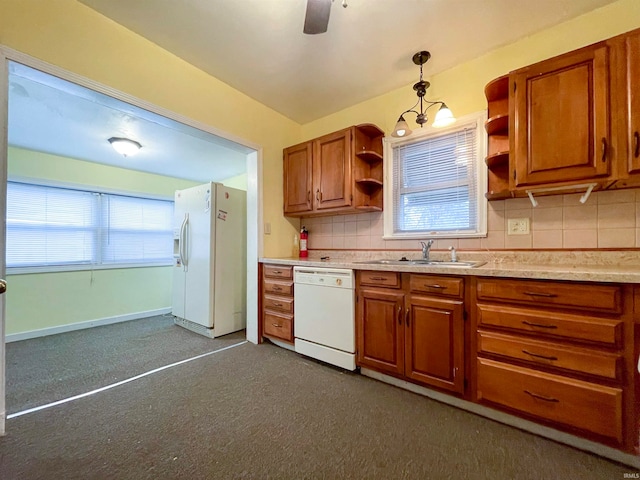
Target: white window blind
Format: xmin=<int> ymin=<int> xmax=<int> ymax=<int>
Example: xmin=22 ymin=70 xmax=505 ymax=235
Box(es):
xmin=388 ymin=114 xmax=486 ymax=237
xmin=7 ymin=183 xmax=98 ymax=267
xmin=7 ymin=182 xmax=174 ymax=269
xmin=100 ymin=194 xmax=174 ymax=264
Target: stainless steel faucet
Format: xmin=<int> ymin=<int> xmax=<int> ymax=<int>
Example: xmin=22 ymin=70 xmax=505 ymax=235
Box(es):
xmin=420 ymin=240 xmax=434 ymax=261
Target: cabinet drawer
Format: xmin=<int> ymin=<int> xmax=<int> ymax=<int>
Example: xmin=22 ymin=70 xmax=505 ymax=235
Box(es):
xmin=263 ymin=279 xmax=293 ymax=296
xmin=263 ymin=264 xmax=293 ymax=280
xmin=263 ymin=312 xmax=293 ymax=342
xmin=263 ymin=294 xmax=294 ymax=314
xmin=359 ymin=271 xmax=401 ymax=288
xmin=476 ymin=278 xmax=622 ymax=313
xmin=477 ymin=358 xmax=623 ymax=444
xmin=410 ymin=275 xmax=463 ymax=298
xmin=477 ymin=331 xmax=623 ymax=381
xmin=476 ymin=303 xmax=623 ymax=347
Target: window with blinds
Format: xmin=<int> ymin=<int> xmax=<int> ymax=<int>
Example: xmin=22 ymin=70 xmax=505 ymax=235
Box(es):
xmin=7 ymin=182 xmax=174 ymax=270
xmin=385 ymin=112 xmax=487 ymax=238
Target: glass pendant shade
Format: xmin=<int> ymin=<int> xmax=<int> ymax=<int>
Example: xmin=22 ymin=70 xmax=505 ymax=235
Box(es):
xmin=431 ymin=104 xmax=456 ymax=128
xmin=391 ymin=115 xmax=412 ymax=138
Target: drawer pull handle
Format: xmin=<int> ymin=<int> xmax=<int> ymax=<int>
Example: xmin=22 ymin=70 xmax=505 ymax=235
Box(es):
xmin=522 ymin=320 xmax=558 ymax=329
xmin=523 ymin=291 xmax=557 ymax=298
xmin=272 ymin=303 xmax=283 ymax=307
xmin=524 ymin=390 xmax=559 ymax=403
xmin=635 ymin=131 xmax=640 ymax=158
xmin=601 ymin=137 xmax=607 ymax=162
xmin=423 ymin=284 xmax=445 ymax=289
xmin=370 ymin=276 xmax=387 ymax=281
xmin=272 ymin=286 xmax=282 ymax=291
xmin=272 ymin=270 xmax=282 ymax=274
xmin=522 ymin=349 xmax=558 ymax=361
xmin=397 ymin=305 xmax=402 ymax=325
xmin=271 ymin=323 xmax=282 ymax=328
xmin=405 ymin=308 xmax=410 ymax=326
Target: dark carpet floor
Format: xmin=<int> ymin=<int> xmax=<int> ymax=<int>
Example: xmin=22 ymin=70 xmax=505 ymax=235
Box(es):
xmin=0 ymin=318 xmax=634 ymax=479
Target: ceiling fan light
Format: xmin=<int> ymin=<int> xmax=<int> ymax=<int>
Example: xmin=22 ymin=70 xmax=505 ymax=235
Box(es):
xmin=392 ymin=115 xmax=412 ymax=138
xmin=108 ymin=137 xmax=142 ymax=157
xmin=432 ymin=104 xmax=456 ymax=128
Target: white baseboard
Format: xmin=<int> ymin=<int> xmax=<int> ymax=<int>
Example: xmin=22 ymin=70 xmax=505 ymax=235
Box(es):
xmin=5 ymin=308 xmax=172 ymax=343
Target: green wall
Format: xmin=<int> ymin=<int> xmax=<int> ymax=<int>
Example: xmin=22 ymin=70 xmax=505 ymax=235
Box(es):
xmin=6 ymin=146 xmax=199 ymax=336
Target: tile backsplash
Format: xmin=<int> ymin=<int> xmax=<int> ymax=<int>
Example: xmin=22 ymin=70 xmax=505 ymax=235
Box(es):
xmin=303 ymin=188 xmax=640 ymax=250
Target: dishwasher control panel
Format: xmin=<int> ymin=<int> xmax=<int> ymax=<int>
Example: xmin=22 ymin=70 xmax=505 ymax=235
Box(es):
xmin=293 ymin=267 xmax=354 ymax=289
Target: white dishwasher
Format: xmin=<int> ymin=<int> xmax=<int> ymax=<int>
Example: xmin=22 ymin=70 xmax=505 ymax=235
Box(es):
xmin=293 ymin=266 xmax=356 ymax=370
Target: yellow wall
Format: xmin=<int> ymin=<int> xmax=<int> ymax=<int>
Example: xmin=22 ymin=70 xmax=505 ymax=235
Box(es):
xmin=5 ymin=147 xmax=200 ymax=335
xmin=0 ymin=0 xmax=301 ymax=257
xmin=221 ymin=173 xmax=248 ymax=191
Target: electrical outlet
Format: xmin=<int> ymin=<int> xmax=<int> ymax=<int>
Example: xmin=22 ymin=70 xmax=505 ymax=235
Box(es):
xmin=507 ymin=217 xmax=530 ymax=235
xmin=264 ymin=222 xmax=271 ymax=235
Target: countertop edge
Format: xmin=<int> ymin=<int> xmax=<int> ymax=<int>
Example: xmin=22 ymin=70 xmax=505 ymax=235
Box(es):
xmin=259 ymin=257 xmax=640 ymax=284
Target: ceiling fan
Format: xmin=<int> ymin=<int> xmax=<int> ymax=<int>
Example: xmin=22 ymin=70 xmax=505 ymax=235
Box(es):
xmin=304 ymin=0 xmax=348 ymax=35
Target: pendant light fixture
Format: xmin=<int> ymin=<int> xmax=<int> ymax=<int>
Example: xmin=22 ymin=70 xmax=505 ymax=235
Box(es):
xmin=391 ymin=51 xmax=455 ymax=137
xmin=108 ymin=137 xmax=142 ymax=157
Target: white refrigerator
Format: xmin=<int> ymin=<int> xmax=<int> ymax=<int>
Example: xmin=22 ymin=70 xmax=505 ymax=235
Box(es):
xmin=172 ymin=182 xmax=247 ymax=338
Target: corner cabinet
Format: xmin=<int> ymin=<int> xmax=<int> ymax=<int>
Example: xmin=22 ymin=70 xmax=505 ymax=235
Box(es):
xmin=283 ymin=124 xmax=384 ymax=217
xmin=510 ymin=42 xmax=612 ymax=189
xmin=356 ymin=271 xmax=465 ymax=394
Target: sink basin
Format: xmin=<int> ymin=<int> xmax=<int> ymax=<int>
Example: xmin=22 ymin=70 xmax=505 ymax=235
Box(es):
xmin=355 ymin=259 xmax=486 ymax=268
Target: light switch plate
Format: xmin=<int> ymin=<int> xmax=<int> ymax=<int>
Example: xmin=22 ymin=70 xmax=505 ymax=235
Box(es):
xmin=264 ymin=222 xmax=271 ymax=235
xmin=507 ymin=217 xmax=530 ymax=235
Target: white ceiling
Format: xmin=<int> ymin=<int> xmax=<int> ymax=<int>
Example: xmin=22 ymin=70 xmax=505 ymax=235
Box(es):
xmin=8 ymin=62 xmax=250 ymax=183
xmin=80 ymin=0 xmax=618 ymax=124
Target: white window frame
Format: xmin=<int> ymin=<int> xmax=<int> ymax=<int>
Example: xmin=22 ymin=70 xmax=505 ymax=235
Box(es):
xmin=383 ymin=110 xmax=488 ymax=240
xmin=6 ymin=178 xmax=175 ymax=275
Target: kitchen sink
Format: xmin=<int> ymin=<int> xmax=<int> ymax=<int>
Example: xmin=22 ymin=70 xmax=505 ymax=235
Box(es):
xmin=354 ymin=259 xmax=486 ymax=268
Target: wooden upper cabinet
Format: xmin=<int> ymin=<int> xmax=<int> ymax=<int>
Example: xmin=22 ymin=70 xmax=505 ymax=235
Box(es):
xmin=283 ymin=142 xmax=313 ymax=215
xmin=313 ymin=128 xmax=352 ymax=210
xmin=283 ymin=124 xmax=384 ymax=217
xmin=624 ymin=30 xmax=640 ymax=175
xmin=511 ymin=43 xmax=611 ymax=188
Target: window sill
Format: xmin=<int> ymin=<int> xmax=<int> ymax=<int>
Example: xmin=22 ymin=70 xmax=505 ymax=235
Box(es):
xmin=7 ymin=262 xmax=173 ymax=275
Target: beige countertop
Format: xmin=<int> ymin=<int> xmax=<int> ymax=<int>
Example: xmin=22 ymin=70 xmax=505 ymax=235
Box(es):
xmin=260 ymin=251 xmax=640 ymax=283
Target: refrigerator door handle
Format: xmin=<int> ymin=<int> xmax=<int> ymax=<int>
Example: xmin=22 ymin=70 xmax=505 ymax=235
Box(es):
xmin=180 ymin=213 xmax=189 ymax=270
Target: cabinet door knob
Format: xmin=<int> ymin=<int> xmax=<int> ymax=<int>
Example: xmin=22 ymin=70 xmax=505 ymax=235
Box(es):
xmin=601 ymin=137 xmax=607 ymax=162
xmin=634 ymin=131 xmax=639 ymax=158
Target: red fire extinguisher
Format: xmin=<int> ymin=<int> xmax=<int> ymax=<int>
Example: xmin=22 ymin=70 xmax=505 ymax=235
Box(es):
xmin=299 ymin=226 xmax=309 ymax=258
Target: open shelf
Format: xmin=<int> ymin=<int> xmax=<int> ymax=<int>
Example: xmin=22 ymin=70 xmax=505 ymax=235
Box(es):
xmin=484 ymin=75 xmax=509 ymax=102
xmin=356 ymin=150 xmax=383 ymax=163
xmin=485 ymin=114 xmax=509 ymax=135
xmin=354 ymin=205 xmax=383 ymax=212
xmin=356 ymin=178 xmax=383 ymax=188
xmin=485 ymin=151 xmax=509 ymax=169
xmin=485 ymin=190 xmax=512 ymax=200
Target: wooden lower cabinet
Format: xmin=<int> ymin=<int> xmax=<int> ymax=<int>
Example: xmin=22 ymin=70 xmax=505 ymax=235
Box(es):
xmin=356 ymin=272 xmax=465 ymax=395
xmin=472 ymin=277 xmax=634 ymax=450
xmin=261 ymin=264 xmax=294 ymax=343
